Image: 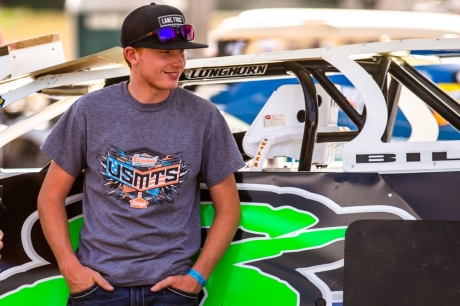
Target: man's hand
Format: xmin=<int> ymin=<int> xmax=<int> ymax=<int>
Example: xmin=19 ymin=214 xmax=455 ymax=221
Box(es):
xmin=0 ymin=230 xmax=3 ymax=259
xmin=150 ymin=274 xmax=201 ymax=294
xmin=61 ymin=260 xmax=114 ymax=294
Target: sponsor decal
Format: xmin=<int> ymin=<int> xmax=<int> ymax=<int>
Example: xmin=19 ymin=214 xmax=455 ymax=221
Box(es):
xmin=183 ymin=65 xmax=268 ymax=80
xmin=158 ymin=14 xmax=184 ymax=27
xmin=98 ymin=146 xmax=190 ymax=207
xmin=131 ymin=153 xmax=159 ymax=167
xmin=0 ymin=96 xmax=4 ymax=108
xmin=263 ymin=114 xmax=286 ymax=128
xmin=254 ymin=138 xmax=269 ymax=168
xmin=356 ymin=151 xmax=460 ymax=164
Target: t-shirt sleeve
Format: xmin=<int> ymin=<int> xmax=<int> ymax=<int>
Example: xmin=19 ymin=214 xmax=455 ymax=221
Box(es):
xmin=40 ymin=101 xmax=87 ymax=177
xmin=201 ymin=106 xmax=245 ymax=187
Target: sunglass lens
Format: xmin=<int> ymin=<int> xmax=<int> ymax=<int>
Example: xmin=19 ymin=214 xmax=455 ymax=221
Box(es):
xmin=180 ymin=25 xmax=194 ymax=41
xmin=157 ymin=28 xmax=176 ymax=43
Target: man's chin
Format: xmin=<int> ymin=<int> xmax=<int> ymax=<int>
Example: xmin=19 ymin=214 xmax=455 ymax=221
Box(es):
xmin=164 ymin=82 xmax=180 ymax=90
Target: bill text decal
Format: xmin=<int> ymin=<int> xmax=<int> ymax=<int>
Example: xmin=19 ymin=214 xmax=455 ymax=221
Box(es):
xmin=183 ymin=65 xmax=268 ymax=80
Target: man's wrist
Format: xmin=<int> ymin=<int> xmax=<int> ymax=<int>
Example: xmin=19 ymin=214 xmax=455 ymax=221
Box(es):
xmin=58 ymin=255 xmax=81 ymax=275
xmin=187 ymin=269 xmax=207 ymax=288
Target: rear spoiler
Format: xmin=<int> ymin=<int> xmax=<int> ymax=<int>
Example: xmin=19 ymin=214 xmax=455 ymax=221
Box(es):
xmin=0 ymin=33 xmax=66 ymax=81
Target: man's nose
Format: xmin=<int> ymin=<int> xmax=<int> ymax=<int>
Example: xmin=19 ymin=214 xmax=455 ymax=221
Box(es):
xmin=171 ymin=51 xmax=186 ymax=67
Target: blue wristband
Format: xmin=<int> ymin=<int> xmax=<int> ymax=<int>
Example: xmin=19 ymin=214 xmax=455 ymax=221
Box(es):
xmin=187 ymin=269 xmax=207 ymax=288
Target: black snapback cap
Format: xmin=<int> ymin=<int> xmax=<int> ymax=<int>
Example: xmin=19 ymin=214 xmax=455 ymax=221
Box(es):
xmin=120 ymin=3 xmax=208 ymax=50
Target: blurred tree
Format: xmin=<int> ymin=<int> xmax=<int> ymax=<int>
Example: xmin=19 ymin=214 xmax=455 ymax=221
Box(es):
xmin=0 ymin=0 xmax=65 ymax=9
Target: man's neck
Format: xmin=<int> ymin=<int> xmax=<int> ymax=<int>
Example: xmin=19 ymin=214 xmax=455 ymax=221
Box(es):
xmin=127 ymin=80 xmax=170 ymax=104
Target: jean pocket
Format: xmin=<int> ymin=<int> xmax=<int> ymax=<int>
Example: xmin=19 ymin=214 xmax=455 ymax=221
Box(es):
xmin=69 ymin=283 xmax=100 ymax=299
xmin=166 ymin=287 xmax=197 ymax=299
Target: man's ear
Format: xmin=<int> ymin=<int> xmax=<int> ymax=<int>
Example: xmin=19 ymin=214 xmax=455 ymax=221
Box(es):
xmin=124 ymin=47 xmax=138 ymax=67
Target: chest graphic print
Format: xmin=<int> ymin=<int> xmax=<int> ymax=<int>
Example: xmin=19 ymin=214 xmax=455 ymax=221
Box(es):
xmin=98 ymin=146 xmax=190 ymax=208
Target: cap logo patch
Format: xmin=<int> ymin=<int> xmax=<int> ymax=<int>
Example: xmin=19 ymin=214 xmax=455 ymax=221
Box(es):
xmin=158 ymin=15 xmax=184 ymax=27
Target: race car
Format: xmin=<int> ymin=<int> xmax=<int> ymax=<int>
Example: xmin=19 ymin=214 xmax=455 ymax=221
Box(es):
xmin=1 ymin=37 xmax=460 ymax=306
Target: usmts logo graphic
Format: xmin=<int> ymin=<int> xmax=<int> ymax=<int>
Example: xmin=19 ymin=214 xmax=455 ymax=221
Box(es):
xmin=98 ymin=146 xmax=190 ymax=207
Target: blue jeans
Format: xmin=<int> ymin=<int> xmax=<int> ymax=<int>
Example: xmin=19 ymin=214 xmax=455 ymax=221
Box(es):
xmin=67 ymin=284 xmax=199 ymax=306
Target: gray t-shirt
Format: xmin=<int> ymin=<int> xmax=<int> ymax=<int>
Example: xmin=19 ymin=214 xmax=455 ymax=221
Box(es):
xmin=41 ymin=82 xmax=245 ymax=286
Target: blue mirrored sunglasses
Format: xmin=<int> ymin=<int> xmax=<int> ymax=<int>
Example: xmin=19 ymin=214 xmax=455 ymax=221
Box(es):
xmin=128 ymin=24 xmax=195 ymax=46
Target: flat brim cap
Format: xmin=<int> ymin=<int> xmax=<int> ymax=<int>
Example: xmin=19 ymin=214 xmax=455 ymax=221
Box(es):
xmin=121 ymin=3 xmax=208 ymax=50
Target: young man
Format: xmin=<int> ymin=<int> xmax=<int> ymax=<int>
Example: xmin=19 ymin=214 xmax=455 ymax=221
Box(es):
xmin=37 ymin=3 xmax=244 ymax=305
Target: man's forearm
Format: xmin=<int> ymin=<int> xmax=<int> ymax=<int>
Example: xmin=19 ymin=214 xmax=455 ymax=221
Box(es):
xmin=38 ymin=194 xmax=79 ymax=269
xmin=37 ymin=161 xmax=80 ymax=271
xmin=192 ymin=202 xmax=240 ymax=279
xmin=192 ymin=174 xmax=241 ymax=280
